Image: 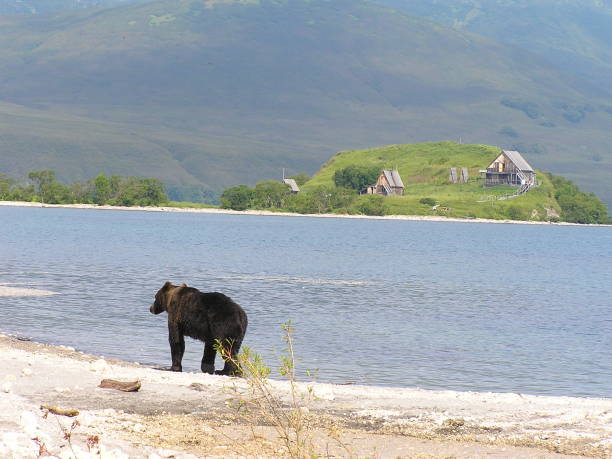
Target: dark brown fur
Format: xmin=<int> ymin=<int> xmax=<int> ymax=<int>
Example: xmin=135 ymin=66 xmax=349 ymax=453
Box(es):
xmin=150 ymin=281 xmax=247 ymax=375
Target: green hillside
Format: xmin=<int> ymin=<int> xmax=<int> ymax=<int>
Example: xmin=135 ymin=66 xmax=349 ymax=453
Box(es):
xmin=0 ymin=0 xmax=611 ymax=204
xmin=303 ymin=142 xmax=608 ymax=223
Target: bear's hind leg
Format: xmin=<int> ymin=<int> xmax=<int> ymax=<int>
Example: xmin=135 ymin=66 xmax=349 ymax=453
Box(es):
xmin=201 ymin=340 xmax=216 ymax=374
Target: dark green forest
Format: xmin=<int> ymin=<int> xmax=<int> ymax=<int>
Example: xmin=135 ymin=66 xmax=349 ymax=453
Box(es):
xmin=0 ymin=170 xmax=167 ymax=206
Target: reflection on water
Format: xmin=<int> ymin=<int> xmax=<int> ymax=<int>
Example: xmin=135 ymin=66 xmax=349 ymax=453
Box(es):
xmin=1 ymin=206 xmax=611 ymax=397
xmin=214 ymin=274 xmax=372 ymax=285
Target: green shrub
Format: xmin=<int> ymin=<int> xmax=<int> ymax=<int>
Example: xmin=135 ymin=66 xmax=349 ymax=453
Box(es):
xmin=333 ymin=165 xmax=379 ymax=191
xmin=419 ymin=197 xmax=436 ymax=206
xmin=352 ymin=195 xmax=386 ymax=216
xmin=220 ymin=185 xmax=255 ymax=210
xmin=505 ymin=205 xmax=527 ymax=221
xmin=547 ymin=173 xmax=610 ymax=224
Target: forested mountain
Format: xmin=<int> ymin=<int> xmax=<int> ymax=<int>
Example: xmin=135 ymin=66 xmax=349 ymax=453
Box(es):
xmin=0 ymin=0 xmax=610 ymax=204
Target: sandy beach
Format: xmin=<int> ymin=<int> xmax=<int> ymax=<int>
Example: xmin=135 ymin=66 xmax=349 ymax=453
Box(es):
xmin=1 ymin=331 xmax=611 ymax=458
xmin=2 ymin=200 xmax=610 ymax=227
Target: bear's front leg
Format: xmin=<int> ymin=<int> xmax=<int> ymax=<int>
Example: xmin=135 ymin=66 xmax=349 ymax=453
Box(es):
xmin=168 ymin=324 xmax=185 ymax=372
xmin=201 ymin=341 xmax=216 ymax=374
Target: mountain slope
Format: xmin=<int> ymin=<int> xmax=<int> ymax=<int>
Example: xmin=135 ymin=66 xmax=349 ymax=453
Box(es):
xmin=378 ymin=0 xmax=612 ymax=97
xmin=0 ymin=0 xmax=611 ymax=204
xmin=0 ymin=0 xmax=145 ymax=15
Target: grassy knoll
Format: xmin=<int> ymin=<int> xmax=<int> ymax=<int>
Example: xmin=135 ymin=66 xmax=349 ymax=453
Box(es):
xmin=304 ymin=141 xmax=562 ymax=221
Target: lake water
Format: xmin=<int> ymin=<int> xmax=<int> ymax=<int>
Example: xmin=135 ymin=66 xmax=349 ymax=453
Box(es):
xmin=1 ymin=206 xmax=610 ymax=397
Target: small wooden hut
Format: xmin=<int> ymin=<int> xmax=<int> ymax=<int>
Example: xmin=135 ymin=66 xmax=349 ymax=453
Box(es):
xmin=282 ymin=178 xmax=300 ymax=194
xmin=484 ymin=150 xmax=536 ymax=188
xmin=364 ymin=169 xmax=404 ymax=196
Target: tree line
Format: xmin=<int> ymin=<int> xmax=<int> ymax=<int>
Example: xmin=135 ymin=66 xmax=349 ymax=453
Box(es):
xmin=546 ymin=173 xmax=610 ymax=224
xmin=220 ymin=170 xmax=388 ymax=216
xmin=0 ymin=170 xmax=167 ymax=206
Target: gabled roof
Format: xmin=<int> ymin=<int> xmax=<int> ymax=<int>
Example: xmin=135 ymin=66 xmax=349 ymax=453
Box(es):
xmin=282 ymin=178 xmax=300 ymax=192
xmin=382 ymin=169 xmax=404 ymax=188
xmin=501 ymin=150 xmax=534 ymax=172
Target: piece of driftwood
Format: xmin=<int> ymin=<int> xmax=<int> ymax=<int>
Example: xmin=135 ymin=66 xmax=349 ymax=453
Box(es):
xmin=98 ymin=379 xmax=141 ymax=392
xmin=40 ymin=405 xmax=80 ymax=417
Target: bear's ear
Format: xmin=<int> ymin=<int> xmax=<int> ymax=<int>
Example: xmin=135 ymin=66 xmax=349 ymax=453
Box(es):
xmin=180 ymin=283 xmax=187 ymax=287
xmin=162 ymin=281 xmax=172 ymax=290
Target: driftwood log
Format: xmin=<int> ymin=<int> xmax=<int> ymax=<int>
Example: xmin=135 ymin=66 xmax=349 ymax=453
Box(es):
xmin=40 ymin=405 xmax=79 ymax=417
xmin=98 ymin=379 xmax=141 ymax=392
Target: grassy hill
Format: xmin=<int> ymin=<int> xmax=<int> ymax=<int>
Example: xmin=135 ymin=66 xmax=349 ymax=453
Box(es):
xmin=0 ymin=0 xmax=611 ymax=204
xmin=303 ymin=142 xmax=581 ymax=221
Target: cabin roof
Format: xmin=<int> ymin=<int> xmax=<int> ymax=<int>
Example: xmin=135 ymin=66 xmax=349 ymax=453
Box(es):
xmin=282 ymin=178 xmax=300 ymax=192
xmin=382 ymin=169 xmax=404 ymax=188
xmin=501 ymin=150 xmax=534 ymax=172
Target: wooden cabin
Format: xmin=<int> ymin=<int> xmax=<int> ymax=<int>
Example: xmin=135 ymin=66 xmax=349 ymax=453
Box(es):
xmin=484 ymin=150 xmax=536 ymax=188
xmin=364 ymin=169 xmax=404 ymax=196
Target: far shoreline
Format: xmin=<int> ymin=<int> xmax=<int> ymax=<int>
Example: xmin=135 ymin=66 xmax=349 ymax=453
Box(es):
xmin=2 ymin=200 xmax=610 ymax=227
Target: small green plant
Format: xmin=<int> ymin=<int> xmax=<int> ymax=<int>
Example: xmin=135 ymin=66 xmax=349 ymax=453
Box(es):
xmin=216 ymin=321 xmax=317 ymax=458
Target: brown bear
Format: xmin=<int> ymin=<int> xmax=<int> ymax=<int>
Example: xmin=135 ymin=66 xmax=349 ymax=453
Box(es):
xmin=150 ymin=281 xmax=248 ymax=375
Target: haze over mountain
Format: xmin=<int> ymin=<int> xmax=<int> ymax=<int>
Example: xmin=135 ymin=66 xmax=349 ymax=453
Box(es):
xmin=0 ymin=0 xmax=611 ymax=204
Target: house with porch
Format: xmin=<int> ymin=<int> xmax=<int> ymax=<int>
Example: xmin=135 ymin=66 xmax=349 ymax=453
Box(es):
xmin=484 ymin=150 xmax=536 ymax=190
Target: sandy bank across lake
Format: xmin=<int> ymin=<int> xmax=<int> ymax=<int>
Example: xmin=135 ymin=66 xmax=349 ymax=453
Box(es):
xmin=1 ymin=334 xmax=610 ymax=458
xmin=2 ymin=200 xmax=610 ymax=227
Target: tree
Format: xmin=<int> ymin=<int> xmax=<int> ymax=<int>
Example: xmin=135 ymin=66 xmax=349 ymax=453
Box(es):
xmin=93 ymin=173 xmax=111 ymax=204
xmin=139 ymin=178 xmax=167 ymax=206
xmin=0 ymin=173 xmax=15 ymax=200
xmin=253 ymin=181 xmax=291 ymax=209
xmin=548 ymin=173 xmax=610 ymax=224
xmin=306 ymin=186 xmax=355 ymax=214
xmin=70 ymin=181 xmax=94 ymax=204
xmin=220 ymin=185 xmax=255 ymax=210
xmin=28 ymin=170 xmax=57 ymax=202
xmin=333 ymin=165 xmax=380 ymax=191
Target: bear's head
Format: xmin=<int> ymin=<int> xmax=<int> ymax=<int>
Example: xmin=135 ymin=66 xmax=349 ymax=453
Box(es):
xmin=150 ymin=281 xmax=187 ymax=314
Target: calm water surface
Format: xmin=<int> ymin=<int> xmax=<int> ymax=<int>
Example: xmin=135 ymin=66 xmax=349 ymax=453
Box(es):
xmin=1 ymin=206 xmax=610 ymax=397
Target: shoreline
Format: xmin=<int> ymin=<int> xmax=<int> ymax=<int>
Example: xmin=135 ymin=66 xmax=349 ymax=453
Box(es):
xmin=2 ymin=200 xmax=610 ymax=227
xmin=1 ymin=333 xmax=611 ymax=458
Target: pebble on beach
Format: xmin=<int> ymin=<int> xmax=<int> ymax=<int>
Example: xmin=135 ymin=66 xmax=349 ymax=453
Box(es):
xmin=91 ymin=358 xmax=110 ymax=373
